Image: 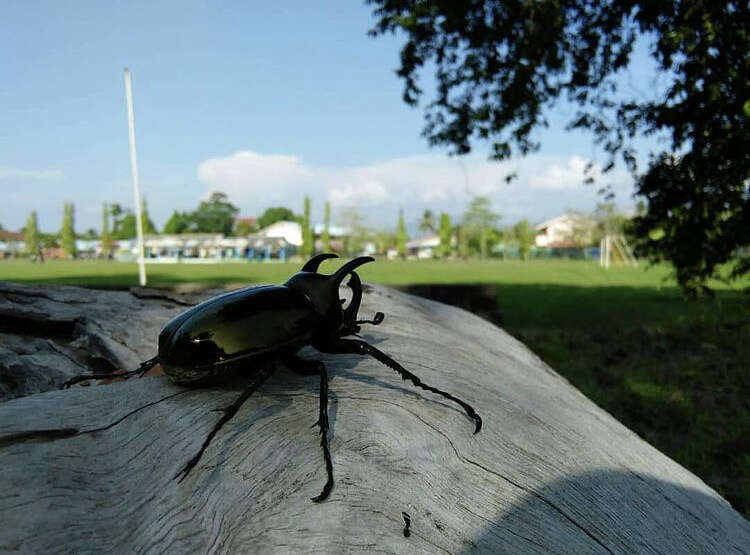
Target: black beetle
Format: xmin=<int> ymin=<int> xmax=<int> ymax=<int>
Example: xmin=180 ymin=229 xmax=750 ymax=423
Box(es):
xmin=62 ymin=253 xmax=482 ymax=502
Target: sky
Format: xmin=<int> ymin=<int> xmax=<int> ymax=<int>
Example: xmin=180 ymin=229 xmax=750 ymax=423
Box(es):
xmin=0 ymin=1 xmax=665 ymax=234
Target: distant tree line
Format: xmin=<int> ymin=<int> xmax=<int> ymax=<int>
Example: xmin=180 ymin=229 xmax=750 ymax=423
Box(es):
xmin=22 ymin=203 xmax=84 ymax=260
xmin=326 ymin=195 xmax=630 ymax=261
xmin=15 ymin=189 xmax=630 ymax=262
xmin=163 ymin=192 xmax=237 ymax=235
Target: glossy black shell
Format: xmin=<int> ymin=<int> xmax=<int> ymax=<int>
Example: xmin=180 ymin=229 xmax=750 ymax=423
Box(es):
xmin=158 ymin=285 xmax=321 ymax=384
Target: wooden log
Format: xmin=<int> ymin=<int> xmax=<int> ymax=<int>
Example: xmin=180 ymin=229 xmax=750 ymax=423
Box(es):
xmin=0 ymin=282 xmax=198 ymax=400
xmin=0 ymin=281 xmax=748 ymax=554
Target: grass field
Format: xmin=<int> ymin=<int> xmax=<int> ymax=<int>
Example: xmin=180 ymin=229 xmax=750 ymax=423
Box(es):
xmin=2 ymin=258 xmax=749 ymax=517
xmin=0 ymin=257 xmax=697 ymax=288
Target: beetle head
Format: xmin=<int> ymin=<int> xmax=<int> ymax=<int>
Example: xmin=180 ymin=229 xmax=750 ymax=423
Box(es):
xmin=285 ymin=254 xmax=373 ymax=326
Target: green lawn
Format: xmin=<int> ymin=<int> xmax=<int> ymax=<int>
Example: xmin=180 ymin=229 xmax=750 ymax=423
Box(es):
xmin=2 ymin=258 xmax=749 ymax=517
xmin=0 ymin=256 xmax=735 ymax=288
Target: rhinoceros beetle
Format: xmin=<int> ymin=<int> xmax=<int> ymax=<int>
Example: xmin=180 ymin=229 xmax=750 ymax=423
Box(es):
xmin=62 ymin=253 xmax=482 ymax=502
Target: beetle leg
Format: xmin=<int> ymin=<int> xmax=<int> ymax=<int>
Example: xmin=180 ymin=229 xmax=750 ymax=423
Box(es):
xmin=316 ymin=338 xmax=482 ymax=434
xmin=173 ymin=365 xmax=274 ymax=484
xmin=60 ymin=356 xmax=159 ymax=389
xmin=282 ymin=355 xmax=334 ymax=502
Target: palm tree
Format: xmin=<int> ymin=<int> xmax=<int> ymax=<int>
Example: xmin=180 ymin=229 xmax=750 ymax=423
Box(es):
xmin=419 ymin=209 xmax=436 ymax=235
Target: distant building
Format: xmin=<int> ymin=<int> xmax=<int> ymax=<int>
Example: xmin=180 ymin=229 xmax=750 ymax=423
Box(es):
xmin=75 ymin=239 xmax=101 ymax=259
xmin=535 ymin=213 xmax=595 ymax=248
xmin=42 ymin=247 xmax=66 ymax=260
xmin=114 ymin=230 xmax=296 ymax=263
xmin=405 ymin=235 xmax=440 ymax=259
xmin=312 ymin=223 xmax=350 ymax=253
xmin=312 ymin=223 xmax=348 ymax=239
xmin=256 ymin=220 xmax=302 ymax=247
xmin=0 ymin=230 xmax=24 ymax=257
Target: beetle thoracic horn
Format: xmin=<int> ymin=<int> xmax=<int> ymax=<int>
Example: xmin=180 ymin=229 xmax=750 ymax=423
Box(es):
xmin=301 ymin=253 xmax=339 ymax=273
xmin=331 ymin=256 xmax=374 ymax=286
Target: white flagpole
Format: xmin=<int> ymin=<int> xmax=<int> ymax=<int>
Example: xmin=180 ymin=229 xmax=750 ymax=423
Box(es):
xmin=123 ymin=67 xmax=147 ymax=286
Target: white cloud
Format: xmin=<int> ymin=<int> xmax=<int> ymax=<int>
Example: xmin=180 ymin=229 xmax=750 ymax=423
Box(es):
xmin=197 ymin=151 xmax=315 ymax=205
xmin=0 ymin=167 xmax=64 ymax=180
xmin=329 ymin=178 xmax=390 ymax=205
xmin=196 ymin=150 xmax=636 ymax=227
xmin=529 ymin=155 xmax=595 ymax=190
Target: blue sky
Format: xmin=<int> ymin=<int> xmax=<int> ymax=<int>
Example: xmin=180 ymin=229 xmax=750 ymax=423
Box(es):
xmin=1 ymin=1 xmax=662 ymax=233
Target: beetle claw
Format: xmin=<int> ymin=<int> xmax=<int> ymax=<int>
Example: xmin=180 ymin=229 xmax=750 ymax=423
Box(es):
xmin=355 ymin=312 xmax=385 ymax=326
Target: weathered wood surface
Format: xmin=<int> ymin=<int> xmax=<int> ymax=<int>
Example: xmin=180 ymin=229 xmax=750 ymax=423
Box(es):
xmin=0 ymin=282 xmax=201 ymax=400
xmin=0 ymin=281 xmax=748 ymax=554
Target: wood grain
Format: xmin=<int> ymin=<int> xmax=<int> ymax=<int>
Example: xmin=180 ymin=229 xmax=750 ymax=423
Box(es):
xmin=0 ymin=282 xmax=748 ymax=554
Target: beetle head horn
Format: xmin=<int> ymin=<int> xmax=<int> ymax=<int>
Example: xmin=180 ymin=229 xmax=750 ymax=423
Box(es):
xmin=301 ymin=253 xmax=338 ymax=273
xmin=332 ymin=256 xmax=374 ymax=287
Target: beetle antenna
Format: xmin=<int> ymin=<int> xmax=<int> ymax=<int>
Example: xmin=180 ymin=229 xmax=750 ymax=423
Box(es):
xmin=301 ymin=253 xmax=338 ymax=273
xmin=331 ymin=256 xmax=374 ymax=287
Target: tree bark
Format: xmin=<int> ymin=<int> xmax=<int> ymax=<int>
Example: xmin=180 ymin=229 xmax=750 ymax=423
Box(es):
xmin=0 ymin=281 xmax=747 ymax=554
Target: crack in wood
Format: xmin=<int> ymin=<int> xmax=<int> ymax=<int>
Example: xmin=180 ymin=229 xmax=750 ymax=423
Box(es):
xmin=0 ymin=428 xmax=79 ymax=447
xmin=128 ymin=288 xmax=198 ymax=307
xmin=0 ymin=389 xmax=191 ymax=448
xmin=80 ymin=389 xmax=192 ymax=435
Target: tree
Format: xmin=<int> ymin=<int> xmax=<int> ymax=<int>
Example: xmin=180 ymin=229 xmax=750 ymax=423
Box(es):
xmin=101 ymin=203 xmax=112 ymax=257
xmin=80 ymin=228 xmax=98 ymax=240
xmin=190 ymin=192 xmax=236 ymax=235
xmin=257 ymin=207 xmax=298 ymax=230
xmin=233 ymin=218 xmax=257 ymax=237
xmin=373 ymin=230 xmax=394 ymax=256
xmin=163 ymin=211 xmax=192 ymax=234
xmin=511 ymin=219 xmax=535 ymax=261
xmin=321 ymin=202 xmax=331 ymax=253
xmin=139 ymin=198 xmax=158 ymax=235
xmin=112 ymin=201 xmax=157 ymax=240
xmin=418 ymin=209 xmax=436 ymax=235
xmin=456 ymin=224 xmax=469 ymax=260
xmin=113 ymin=214 xmax=136 ymax=240
xmin=396 ymin=209 xmax=408 ymax=258
xmin=632 ymin=156 xmax=748 ymax=295
xmin=591 ymin=203 xmax=628 ymax=244
xmin=23 ymin=211 xmax=40 ymax=257
xmin=110 ymin=204 xmax=125 ymax=236
xmin=301 ymin=196 xmax=314 ymax=257
xmin=463 ymin=196 xmax=499 ymax=259
xmin=338 ymin=207 xmax=368 ymax=256
xmin=368 ymin=1 xmax=750 ymax=294
xmin=60 ymin=202 xmax=77 ymax=258
xmin=438 ymin=213 xmax=452 ymax=258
